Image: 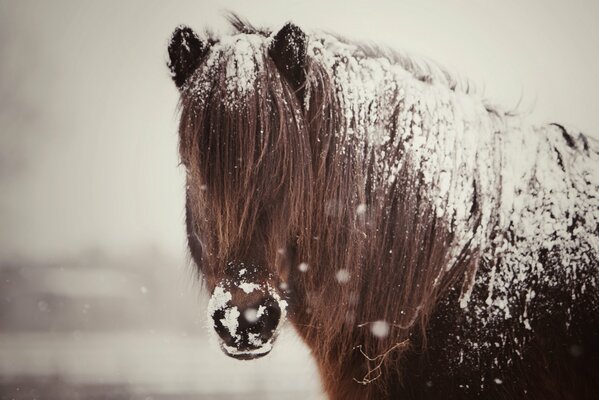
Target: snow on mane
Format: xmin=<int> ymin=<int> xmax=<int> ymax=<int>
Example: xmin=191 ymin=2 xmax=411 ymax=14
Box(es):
xmin=305 ymin=31 xmax=599 ymax=363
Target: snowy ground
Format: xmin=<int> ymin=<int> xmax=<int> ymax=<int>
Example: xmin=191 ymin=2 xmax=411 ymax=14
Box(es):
xmin=0 ymin=330 xmax=323 ymax=399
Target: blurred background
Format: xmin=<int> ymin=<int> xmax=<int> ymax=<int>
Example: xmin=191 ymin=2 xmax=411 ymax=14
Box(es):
xmin=0 ymin=0 xmax=597 ymax=399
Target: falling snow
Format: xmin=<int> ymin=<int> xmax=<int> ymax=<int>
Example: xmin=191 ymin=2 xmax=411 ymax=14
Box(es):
xmin=370 ymin=320 xmax=390 ymax=338
xmin=335 ymin=269 xmax=350 ymax=284
xmin=298 ymin=262 xmax=309 ymax=272
xmin=356 ymin=203 xmax=367 ymax=215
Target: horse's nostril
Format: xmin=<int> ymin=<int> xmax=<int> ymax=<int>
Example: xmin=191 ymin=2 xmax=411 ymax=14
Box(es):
xmin=258 ymin=304 xmax=281 ymax=336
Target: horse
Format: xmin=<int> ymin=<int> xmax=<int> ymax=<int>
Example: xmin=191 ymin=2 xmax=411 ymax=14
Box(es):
xmin=166 ymin=15 xmax=599 ymax=399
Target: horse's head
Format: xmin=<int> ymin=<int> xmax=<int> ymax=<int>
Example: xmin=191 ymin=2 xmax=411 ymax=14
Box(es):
xmin=167 ymin=22 xmax=312 ymax=359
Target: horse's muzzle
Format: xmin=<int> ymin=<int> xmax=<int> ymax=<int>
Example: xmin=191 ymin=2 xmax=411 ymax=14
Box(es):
xmin=207 ymin=277 xmax=287 ymax=360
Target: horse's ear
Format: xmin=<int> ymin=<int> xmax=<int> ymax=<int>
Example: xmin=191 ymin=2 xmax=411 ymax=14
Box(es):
xmin=168 ymin=25 xmax=209 ymax=89
xmin=269 ymin=23 xmax=307 ymax=92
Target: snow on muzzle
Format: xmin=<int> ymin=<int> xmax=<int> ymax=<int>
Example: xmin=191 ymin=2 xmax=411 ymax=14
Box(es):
xmin=207 ymin=269 xmax=288 ymax=360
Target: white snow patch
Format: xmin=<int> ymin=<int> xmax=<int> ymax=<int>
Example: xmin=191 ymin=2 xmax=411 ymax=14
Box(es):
xmin=221 ymin=307 xmax=240 ymax=338
xmin=207 ymin=286 xmax=232 ymax=319
xmin=239 ymin=282 xmax=261 ymax=294
xmin=222 ymin=340 xmax=273 ymax=357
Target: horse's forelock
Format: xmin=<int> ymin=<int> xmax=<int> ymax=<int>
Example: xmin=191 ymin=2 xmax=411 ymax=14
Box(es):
xmin=179 ymin=40 xmax=313 ymax=271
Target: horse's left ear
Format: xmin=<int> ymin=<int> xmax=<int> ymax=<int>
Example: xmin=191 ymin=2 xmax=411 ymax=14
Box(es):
xmin=269 ymin=23 xmax=307 ymax=93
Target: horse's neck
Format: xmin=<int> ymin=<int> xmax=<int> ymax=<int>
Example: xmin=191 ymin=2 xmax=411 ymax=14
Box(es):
xmin=309 ymin=36 xmax=599 ymax=371
xmin=318 ymin=45 xmax=497 ymax=247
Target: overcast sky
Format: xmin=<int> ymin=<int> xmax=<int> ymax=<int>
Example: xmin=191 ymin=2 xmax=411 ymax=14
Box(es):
xmin=1 ymin=0 xmax=598 ymax=261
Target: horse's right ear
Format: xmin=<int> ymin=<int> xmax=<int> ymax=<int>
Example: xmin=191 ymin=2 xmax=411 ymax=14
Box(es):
xmin=168 ymin=25 xmax=209 ymax=89
xmin=269 ymin=23 xmax=307 ymax=93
